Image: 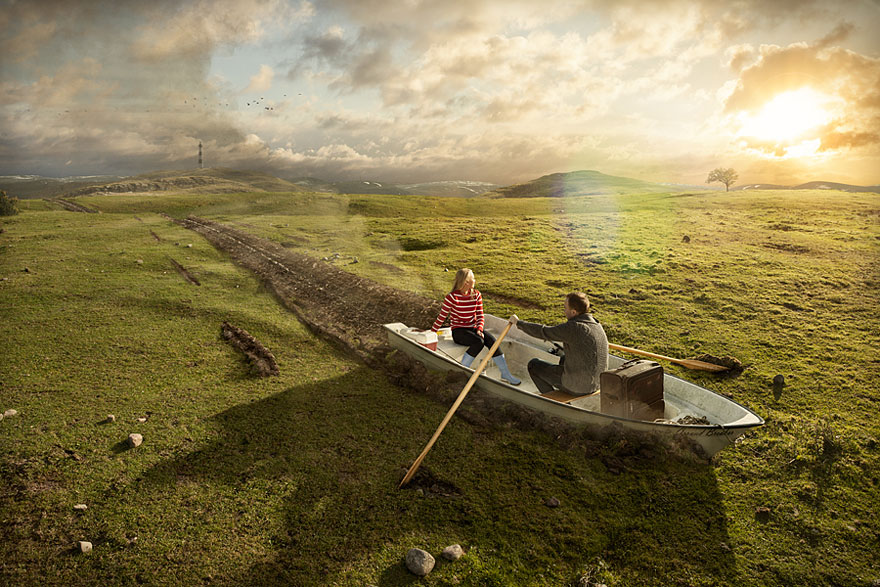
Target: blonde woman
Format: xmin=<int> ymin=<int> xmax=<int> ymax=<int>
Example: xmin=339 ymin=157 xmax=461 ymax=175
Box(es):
xmin=431 ymin=268 xmax=520 ymax=385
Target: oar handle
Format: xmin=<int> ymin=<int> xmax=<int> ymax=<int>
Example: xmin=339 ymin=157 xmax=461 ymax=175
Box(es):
xmin=399 ymin=318 xmax=515 ymax=488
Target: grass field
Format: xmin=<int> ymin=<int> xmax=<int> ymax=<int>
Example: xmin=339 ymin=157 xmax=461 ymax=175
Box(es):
xmin=1 ymin=188 xmax=878 ymax=586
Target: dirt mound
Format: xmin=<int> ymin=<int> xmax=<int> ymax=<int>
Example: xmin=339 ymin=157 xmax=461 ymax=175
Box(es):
xmin=221 ymin=321 xmax=279 ymax=377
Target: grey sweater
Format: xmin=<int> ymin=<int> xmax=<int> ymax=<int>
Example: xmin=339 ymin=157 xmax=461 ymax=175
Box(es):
xmin=516 ymin=313 xmax=609 ymax=395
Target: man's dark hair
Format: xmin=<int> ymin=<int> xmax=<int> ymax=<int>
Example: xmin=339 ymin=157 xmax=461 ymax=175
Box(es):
xmin=566 ymin=292 xmax=590 ymax=314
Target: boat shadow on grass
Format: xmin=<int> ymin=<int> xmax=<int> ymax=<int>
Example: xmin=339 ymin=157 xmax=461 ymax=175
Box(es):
xmin=133 ymin=367 xmax=738 ymax=585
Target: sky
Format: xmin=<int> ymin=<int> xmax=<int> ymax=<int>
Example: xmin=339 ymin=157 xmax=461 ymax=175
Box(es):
xmin=1 ymin=0 xmax=879 ymax=186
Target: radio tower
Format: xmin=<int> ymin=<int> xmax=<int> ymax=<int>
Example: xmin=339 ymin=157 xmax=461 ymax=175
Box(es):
xmin=198 ymin=141 xmax=203 ymax=169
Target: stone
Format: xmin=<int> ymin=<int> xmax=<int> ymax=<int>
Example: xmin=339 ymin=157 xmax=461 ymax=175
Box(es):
xmin=106 ymin=414 xmax=116 ymax=423
xmin=136 ymin=259 xmax=144 ymax=264
xmin=127 ymin=433 xmax=143 ymax=448
xmin=3 ymin=409 xmax=17 ymax=417
xmin=186 ymin=244 xmax=193 ymax=248
xmin=137 ymin=417 xmax=147 ymax=423
xmin=773 ymin=374 xmax=785 ymax=386
xmin=755 ymin=507 xmax=771 ymax=522
xmin=78 ymin=541 xmax=92 ymax=554
xmin=405 ymin=548 xmax=435 ymax=576
xmin=441 ymin=544 xmax=463 ymax=561
xmin=545 ymin=497 xmax=560 ymax=508
xmin=682 ymin=235 xmax=690 ymax=243
xmin=74 ymin=504 xmax=88 ymax=511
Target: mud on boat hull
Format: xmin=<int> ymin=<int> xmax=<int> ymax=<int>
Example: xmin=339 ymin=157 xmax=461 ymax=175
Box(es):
xmin=384 ymin=316 xmax=763 ymax=457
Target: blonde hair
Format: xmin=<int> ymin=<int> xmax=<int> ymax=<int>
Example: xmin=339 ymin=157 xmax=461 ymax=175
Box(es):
xmin=452 ymin=268 xmax=475 ymax=294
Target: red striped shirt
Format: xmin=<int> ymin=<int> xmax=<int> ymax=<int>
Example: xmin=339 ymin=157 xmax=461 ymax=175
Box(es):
xmin=432 ymin=290 xmax=484 ymax=332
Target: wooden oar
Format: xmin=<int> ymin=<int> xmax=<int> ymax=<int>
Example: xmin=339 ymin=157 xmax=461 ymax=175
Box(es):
xmin=608 ymin=343 xmax=729 ymax=372
xmin=399 ymin=317 xmax=515 ymax=489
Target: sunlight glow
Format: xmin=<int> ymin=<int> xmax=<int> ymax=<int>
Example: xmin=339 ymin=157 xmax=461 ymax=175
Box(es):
xmin=737 ymin=88 xmax=832 ymax=144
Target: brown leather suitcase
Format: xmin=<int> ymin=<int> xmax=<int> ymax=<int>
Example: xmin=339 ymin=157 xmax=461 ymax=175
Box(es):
xmin=600 ymin=359 xmax=665 ymax=420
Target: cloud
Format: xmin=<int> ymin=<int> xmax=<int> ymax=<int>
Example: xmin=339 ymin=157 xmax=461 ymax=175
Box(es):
xmin=131 ymin=0 xmax=313 ymax=61
xmin=243 ymin=65 xmax=275 ymax=94
xmin=724 ymin=35 xmax=880 ymax=155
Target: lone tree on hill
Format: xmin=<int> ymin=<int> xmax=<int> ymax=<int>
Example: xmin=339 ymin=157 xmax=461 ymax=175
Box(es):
xmin=706 ymin=168 xmax=738 ymax=191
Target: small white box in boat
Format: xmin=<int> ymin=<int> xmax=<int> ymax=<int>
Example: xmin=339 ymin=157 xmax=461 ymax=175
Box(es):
xmin=403 ymin=328 xmax=438 ymax=351
xmin=437 ymin=327 xmax=452 ymax=340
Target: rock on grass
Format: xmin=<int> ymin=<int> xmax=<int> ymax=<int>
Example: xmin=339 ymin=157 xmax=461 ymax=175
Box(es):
xmin=442 ymin=544 xmax=464 ymax=561
xmin=405 ymin=548 xmax=435 ymax=576
xmin=127 ymin=433 xmax=143 ymax=448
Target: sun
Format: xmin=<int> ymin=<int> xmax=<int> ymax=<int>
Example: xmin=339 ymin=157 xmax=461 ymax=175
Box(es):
xmin=736 ymin=87 xmax=833 ymax=157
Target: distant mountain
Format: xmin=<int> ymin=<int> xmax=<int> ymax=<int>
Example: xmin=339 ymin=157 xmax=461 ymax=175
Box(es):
xmin=735 ymin=181 xmax=880 ymax=193
xmin=286 ymin=177 xmax=498 ymax=197
xmin=2 ymin=169 xmax=498 ymax=199
xmin=0 ymin=175 xmax=123 ymax=199
xmin=485 ymin=170 xmax=684 ymax=198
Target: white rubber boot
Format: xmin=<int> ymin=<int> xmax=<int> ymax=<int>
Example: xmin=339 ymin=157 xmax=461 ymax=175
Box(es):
xmin=461 ymin=353 xmax=476 ymax=368
xmin=494 ymin=355 xmax=521 ymax=385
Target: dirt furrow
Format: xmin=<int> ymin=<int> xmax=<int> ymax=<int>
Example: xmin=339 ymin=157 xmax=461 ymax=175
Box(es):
xmin=176 ymin=215 xmax=702 ymax=462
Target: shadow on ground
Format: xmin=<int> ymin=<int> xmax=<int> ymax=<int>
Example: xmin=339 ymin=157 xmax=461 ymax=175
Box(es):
xmin=128 ymin=363 xmax=737 ymax=585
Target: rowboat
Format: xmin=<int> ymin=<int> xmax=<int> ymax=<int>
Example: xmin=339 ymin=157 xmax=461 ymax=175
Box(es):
xmin=384 ymin=314 xmax=764 ymax=457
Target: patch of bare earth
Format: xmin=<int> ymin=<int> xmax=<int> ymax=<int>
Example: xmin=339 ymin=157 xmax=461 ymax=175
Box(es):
xmin=220 ymin=321 xmax=279 ymax=377
xmin=168 ymin=258 xmax=200 ymax=286
xmin=48 ymin=198 xmax=98 ymax=213
xmin=179 ymin=216 xmax=708 ymax=466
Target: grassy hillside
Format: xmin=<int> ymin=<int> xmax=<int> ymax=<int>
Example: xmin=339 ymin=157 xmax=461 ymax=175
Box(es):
xmin=2 ymin=188 xmax=878 ymax=585
xmin=486 ymin=170 xmax=682 ymax=198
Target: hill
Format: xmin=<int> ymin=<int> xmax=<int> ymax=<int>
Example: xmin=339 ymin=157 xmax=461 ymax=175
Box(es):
xmin=735 ymin=181 xmax=880 ymax=193
xmin=486 ymin=170 xmax=683 ymax=198
xmin=0 ymin=175 xmax=123 ymax=199
xmin=289 ymin=178 xmax=499 ymax=197
xmin=62 ymin=168 xmax=313 ymax=197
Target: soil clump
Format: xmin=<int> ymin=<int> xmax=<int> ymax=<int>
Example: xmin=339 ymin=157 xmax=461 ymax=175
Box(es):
xmin=220 ymin=321 xmax=280 ymax=377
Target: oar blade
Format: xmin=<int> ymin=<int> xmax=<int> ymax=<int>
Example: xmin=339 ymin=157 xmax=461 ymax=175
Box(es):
xmin=678 ymin=358 xmax=729 ymax=372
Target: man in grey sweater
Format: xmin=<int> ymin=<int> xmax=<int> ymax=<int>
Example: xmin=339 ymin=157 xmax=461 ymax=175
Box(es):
xmin=512 ymin=292 xmax=608 ymax=396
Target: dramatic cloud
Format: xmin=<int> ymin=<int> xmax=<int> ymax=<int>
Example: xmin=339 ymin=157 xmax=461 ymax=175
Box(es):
xmin=724 ymin=33 xmax=880 ymax=158
xmin=1 ymin=0 xmax=878 ymax=184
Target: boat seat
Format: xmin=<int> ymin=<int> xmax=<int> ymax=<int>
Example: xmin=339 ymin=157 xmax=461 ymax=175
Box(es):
xmin=541 ymin=389 xmax=598 ymax=404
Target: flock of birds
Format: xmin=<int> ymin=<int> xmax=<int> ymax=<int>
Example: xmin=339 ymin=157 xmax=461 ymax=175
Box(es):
xmin=182 ymin=92 xmax=304 ymax=112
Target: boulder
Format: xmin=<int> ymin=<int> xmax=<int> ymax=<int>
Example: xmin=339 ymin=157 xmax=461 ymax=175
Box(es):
xmin=405 ymin=548 xmax=435 ymax=576
xmin=77 ymin=541 xmax=92 ymax=554
xmin=127 ymin=433 xmax=143 ymax=448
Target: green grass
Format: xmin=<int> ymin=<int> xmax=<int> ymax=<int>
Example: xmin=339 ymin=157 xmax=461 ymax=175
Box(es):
xmin=2 ymin=189 xmax=879 ymax=585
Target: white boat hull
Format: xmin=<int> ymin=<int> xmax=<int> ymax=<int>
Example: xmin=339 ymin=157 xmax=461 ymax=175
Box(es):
xmin=385 ymin=315 xmax=764 ymax=457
